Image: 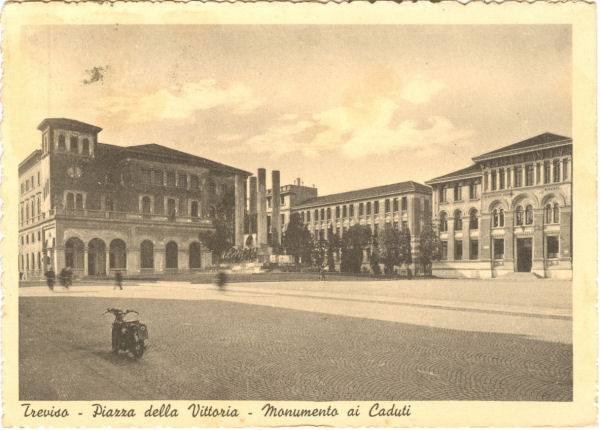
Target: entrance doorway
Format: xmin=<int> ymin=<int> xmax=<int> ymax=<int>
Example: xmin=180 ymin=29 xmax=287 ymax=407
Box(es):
xmin=517 ymin=238 xmax=532 ymax=272
xmin=88 ymin=238 xmax=107 ymax=276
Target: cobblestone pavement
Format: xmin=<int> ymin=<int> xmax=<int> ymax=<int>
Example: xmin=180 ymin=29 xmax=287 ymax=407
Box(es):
xmin=20 ymin=279 xmax=572 ymax=401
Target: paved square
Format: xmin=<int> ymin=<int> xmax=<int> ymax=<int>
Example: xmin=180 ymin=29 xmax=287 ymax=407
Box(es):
xmin=19 ymin=279 xmax=572 ymax=401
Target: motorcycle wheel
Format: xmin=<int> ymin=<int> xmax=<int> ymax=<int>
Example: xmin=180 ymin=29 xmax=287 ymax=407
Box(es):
xmin=131 ymin=334 xmax=145 ymax=358
xmin=111 ymin=327 xmax=119 ymax=354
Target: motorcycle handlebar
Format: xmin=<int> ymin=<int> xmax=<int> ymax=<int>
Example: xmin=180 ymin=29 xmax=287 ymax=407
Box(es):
xmin=103 ymin=308 xmax=138 ymax=315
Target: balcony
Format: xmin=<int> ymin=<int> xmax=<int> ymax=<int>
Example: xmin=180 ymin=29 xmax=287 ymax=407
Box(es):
xmin=47 ymin=208 xmax=214 ymax=226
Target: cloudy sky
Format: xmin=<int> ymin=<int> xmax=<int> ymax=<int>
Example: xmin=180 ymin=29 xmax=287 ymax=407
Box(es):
xmin=17 ymin=25 xmax=571 ymax=194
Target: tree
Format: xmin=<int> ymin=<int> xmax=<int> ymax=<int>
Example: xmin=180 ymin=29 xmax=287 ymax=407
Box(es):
xmin=340 ymin=225 xmax=371 ymax=273
xmin=198 ymin=217 xmax=232 ymax=263
xmin=419 ymin=221 xmax=441 ymax=276
xmin=327 ymin=229 xmax=341 ymax=271
xmin=282 ymin=213 xmax=312 ymax=264
xmin=378 ymin=224 xmax=401 ymax=274
xmin=311 ymin=237 xmax=328 ymax=268
xmin=399 ymin=228 xmax=412 ymax=267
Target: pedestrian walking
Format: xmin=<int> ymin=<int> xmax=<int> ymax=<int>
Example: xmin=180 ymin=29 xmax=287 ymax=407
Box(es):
xmin=45 ymin=269 xmax=55 ymax=291
xmin=319 ymin=263 xmax=327 ymax=281
xmin=114 ymin=271 xmax=123 ymax=290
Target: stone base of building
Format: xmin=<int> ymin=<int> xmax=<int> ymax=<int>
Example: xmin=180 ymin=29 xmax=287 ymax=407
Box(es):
xmin=432 ymin=261 xmax=493 ymax=279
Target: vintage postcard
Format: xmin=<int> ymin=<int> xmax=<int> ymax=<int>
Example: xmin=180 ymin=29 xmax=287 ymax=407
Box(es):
xmin=1 ymin=1 xmax=596 ymax=427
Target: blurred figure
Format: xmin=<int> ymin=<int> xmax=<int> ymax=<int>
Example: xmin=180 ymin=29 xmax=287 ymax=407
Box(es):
xmin=45 ymin=269 xmax=56 ymax=291
xmin=114 ymin=271 xmax=123 ymax=290
xmin=216 ymin=271 xmax=227 ymax=291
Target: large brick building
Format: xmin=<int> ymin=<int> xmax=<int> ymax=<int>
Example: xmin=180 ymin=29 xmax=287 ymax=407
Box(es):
xmin=426 ymin=133 xmax=572 ymax=279
xmin=18 ymin=118 xmax=250 ymax=279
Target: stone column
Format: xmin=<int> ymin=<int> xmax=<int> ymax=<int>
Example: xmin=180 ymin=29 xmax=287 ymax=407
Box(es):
xmin=479 ymin=214 xmax=492 ymax=262
xmin=54 ymin=246 xmax=65 ymax=272
xmin=462 ymin=216 xmax=471 ymax=260
xmin=249 ymin=177 xmax=257 ymax=231
xmin=532 ymin=209 xmax=545 ymax=274
xmin=105 ymin=250 xmax=111 ymax=276
xmin=234 ymin=174 xmax=245 ymax=248
xmin=271 ymin=170 xmax=281 ymax=248
xmin=257 ymin=169 xmax=267 ymax=247
xmin=83 ymin=247 xmax=89 ymax=275
xmin=447 ymin=214 xmax=455 ymax=261
xmin=154 ymin=247 xmax=165 ymax=272
xmin=179 ymin=247 xmax=189 ymax=271
xmin=504 ymin=211 xmax=515 ymax=270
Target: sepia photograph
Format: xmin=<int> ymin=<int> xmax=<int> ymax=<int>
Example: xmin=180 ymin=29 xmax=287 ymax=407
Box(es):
xmin=1 ymin=2 xmax=596 ymax=427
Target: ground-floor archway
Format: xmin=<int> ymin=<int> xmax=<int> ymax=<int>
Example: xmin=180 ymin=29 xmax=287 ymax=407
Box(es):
xmin=189 ymin=242 xmax=201 ymax=269
xmin=88 ymin=238 xmax=106 ymax=276
xmin=109 ymin=239 xmax=127 ymax=270
xmin=166 ymin=241 xmax=178 ymax=269
xmin=65 ymin=237 xmax=84 ymax=270
xmin=140 ymin=240 xmax=154 ymax=269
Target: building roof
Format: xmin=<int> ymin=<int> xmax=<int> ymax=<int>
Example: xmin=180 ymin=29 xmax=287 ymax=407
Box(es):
xmin=99 ymin=142 xmax=251 ymax=176
xmin=472 ymin=132 xmax=571 ymax=162
xmin=426 ymin=164 xmax=482 ymax=185
xmin=293 ymin=181 xmax=431 ymax=209
xmin=18 ymin=150 xmax=41 ymax=174
xmin=37 ymin=118 xmax=103 ymax=134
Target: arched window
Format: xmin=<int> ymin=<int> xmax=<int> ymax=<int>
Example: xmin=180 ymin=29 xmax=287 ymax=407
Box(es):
xmin=142 ymin=196 xmax=151 ymax=214
xmin=553 ymin=203 xmax=560 ymax=224
xmin=105 ymin=197 xmax=114 ymax=211
xmin=58 ymin=135 xmax=66 ymax=151
xmin=493 ymin=209 xmax=498 ymax=228
xmin=454 ymin=210 xmax=462 ymax=231
xmin=140 ymin=240 xmax=154 ymax=269
xmin=65 ymin=237 xmax=84 ymax=269
xmin=515 ymin=205 xmax=524 ymax=226
xmin=545 ymin=204 xmax=552 ymax=224
xmin=165 ymin=241 xmax=178 ymax=269
xmin=189 ymin=242 xmax=201 ymax=269
xmin=66 ymin=193 xmax=75 ymax=210
xmin=109 ymin=239 xmax=127 ymax=269
xmin=82 ymin=139 xmax=90 ymax=155
xmin=499 ymin=209 xmax=504 ymax=227
xmin=439 ymin=212 xmax=448 ymax=232
xmin=70 ymin=136 xmax=78 ymax=153
xmin=469 ymin=209 xmax=478 ymax=230
xmin=525 ymin=205 xmax=533 ymax=225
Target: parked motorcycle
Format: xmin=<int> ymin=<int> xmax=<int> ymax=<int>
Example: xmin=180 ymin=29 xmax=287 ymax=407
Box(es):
xmin=103 ymin=308 xmax=148 ymax=358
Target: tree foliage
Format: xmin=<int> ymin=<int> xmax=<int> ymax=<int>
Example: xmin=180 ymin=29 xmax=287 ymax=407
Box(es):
xmin=198 ymin=217 xmax=232 ymax=263
xmin=281 ymin=213 xmax=313 ymax=264
xmin=340 ymin=225 xmax=372 ymax=273
xmin=419 ymin=221 xmax=441 ymax=276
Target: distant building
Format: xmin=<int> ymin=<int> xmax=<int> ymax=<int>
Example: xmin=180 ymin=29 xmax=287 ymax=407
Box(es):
xmin=426 ymin=133 xmax=572 ymax=279
xmin=266 ymin=178 xmax=318 ymax=234
xmin=276 ymin=181 xmax=432 ymax=269
xmin=18 ymin=118 xmax=250 ymax=280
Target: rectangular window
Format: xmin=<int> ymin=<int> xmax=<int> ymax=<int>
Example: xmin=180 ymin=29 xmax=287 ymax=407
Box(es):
xmin=491 ymin=170 xmax=497 ymax=190
xmin=401 ymin=196 xmax=408 ymax=211
xmin=280 ymin=195 xmax=285 ymax=206
xmin=544 ymin=161 xmax=551 ymax=184
xmin=281 ymin=214 xmax=285 ymax=225
xmin=546 ymin=236 xmax=559 ymax=259
xmin=536 ymin=163 xmax=541 ymax=184
xmin=470 ymin=240 xmax=479 ymax=260
xmin=424 ymin=199 xmax=430 ymax=217
xmin=493 ymin=238 xmax=504 ymax=260
xmin=393 ymin=221 xmax=399 ymax=230
xmin=441 ymin=241 xmax=448 ymax=260
xmin=563 ymin=159 xmax=569 ymax=180
xmin=343 ymin=205 xmax=347 ymax=217
xmin=153 ymin=170 xmax=163 ymax=185
xmin=167 ymin=171 xmax=176 ymax=187
xmin=553 ymin=160 xmax=561 ymax=183
xmin=374 ymin=224 xmax=379 ymax=235
xmin=454 ymin=185 xmax=461 ymax=201
xmin=454 ymin=240 xmax=463 ymax=260
xmin=307 ymin=211 xmax=311 ymax=222
xmin=314 ymin=209 xmax=318 ymax=221
xmin=141 ymin=169 xmax=152 ymax=184
xmin=366 ymin=202 xmax=371 ymax=215
xmin=267 ymin=197 xmax=271 ymax=208
xmin=385 ymin=199 xmax=390 ymax=213
xmin=402 ymin=220 xmax=408 ymax=231
xmin=320 ymin=208 xmax=325 ymax=220
xmin=525 ymin=165 xmax=534 ymax=186
xmin=514 ymin=167 xmax=522 ymax=187
xmin=374 ymin=201 xmax=379 ymax=214
xmin=349 ymin=205 xmax=354 ymax=217
xmin=469 ymin=183 xmax=478 ymax=199
xmin=393 ymin=198 xmax=398 ymax=212
xmin=37 ymin=172 xmax=40 ymax=186
xmin=335 ymin=206 xmax=340 ymax=218
xmin=506 ymin=168 xmax=511 ymax=188
xmin=178 ymin=173 xmax=187 ymax=188
xmin=483 ymin=172 xmax=488 ymax=191
xmin=190 ymin=175 xmax=199 ymax=189
xmin=21 ymin=183 xmax=24 ymax=194
xmin=359 ymin=203 xmax=364 ymax=216
xmin=499 ymin=169 xmax=505 ymax=189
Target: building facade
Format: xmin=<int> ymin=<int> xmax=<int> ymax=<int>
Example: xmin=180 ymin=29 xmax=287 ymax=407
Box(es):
xmin=426 ymin=133 xmax=572 ymax=279
xmin=290 ymin=181 xmax=432 ymax=268
xmin=18 ymin=118 xmax=250 ymax=280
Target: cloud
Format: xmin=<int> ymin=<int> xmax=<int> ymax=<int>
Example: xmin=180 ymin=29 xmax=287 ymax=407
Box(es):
xmin=400 ymin=77 xmax=445 ymax=104
xmin=244 ymin=94 xmax=473 ymax=159
xmin=99 ymin=79 xmax=264 ymax=124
